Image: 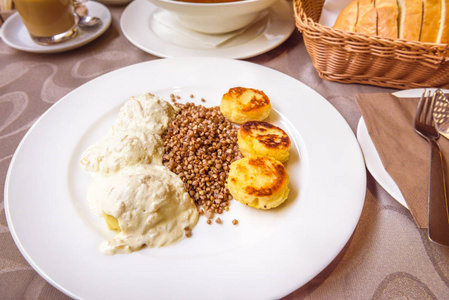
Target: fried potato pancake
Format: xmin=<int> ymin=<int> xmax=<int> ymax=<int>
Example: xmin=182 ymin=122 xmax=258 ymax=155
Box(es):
xmin=227 ymin=156 xmax=289 ymax=209
xmin=238 ymin=121 xmax=291 ymax=163
xmin=220 ymin=87 xmax=271 ymax=124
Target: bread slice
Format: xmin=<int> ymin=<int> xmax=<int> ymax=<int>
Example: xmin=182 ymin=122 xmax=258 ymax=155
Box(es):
xmin=333 ymin=0 xmax=358 ymax=32
xmin=421 ymin=0 xmax=441 ymax=42
xmin=397 ymin=0 xmax=423 ymax=41
xmin=376 ymin=0 xmax=399 ymax=38
xmin=356 ymin=0 xmax=377 ymax=36
xmin=437 ymin=0 xmax=449 ymax=44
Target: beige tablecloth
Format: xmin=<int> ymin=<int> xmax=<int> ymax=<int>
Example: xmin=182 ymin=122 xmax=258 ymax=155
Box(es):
xmin=1 ymin=3 xmax=449 ymax=300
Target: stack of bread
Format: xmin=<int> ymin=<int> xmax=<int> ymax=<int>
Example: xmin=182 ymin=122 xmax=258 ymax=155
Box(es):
xmin=220 ymin=87 xmax=291 ymax=210
xmin=333 ymin=0 xmax=449 ymax=44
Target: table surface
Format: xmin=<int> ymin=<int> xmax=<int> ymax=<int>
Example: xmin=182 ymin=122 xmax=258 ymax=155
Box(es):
xmin=1 ymin=3 xmax=449 ymax=300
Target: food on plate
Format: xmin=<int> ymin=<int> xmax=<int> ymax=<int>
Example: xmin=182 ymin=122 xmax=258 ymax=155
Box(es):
xmin=80 ymin=131 xmax=163 ymax=175
xmin=82 ymin=88 xmax=295 ymax=252
xmin=333 ymin=0 xmax=449 ymax=43
xmin=237 ymin=121 xmax=291 ymax=163
xmin=162 ymin=102 xmax=242 ymax=218
xmin=219 ymin=88 xmax=292 ymax=210
xmin=226 ymin=155 xmax=289 ymax=210
xmin=87 ymin=165 xmax=199 ymax=255
xmin=111 ymin=92 xmax=179 ymax=135
xmin=104 ymin=214 xmax=120 ymax=231
xmin=81 ymin=93 xmax=173 ymax=177
xmin=220 ymin=87 xmax=271 ymax=124
xmin=81 ymin=93 xmax=199 ymax=254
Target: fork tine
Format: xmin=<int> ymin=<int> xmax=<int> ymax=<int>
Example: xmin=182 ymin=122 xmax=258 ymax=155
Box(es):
xmin=415 ymin=90 xmax=425 ymax=123
xmin=415 ymin=89 xmax=428 ymax=125
xmin=425 ymin=91 xmax=437 ymax=126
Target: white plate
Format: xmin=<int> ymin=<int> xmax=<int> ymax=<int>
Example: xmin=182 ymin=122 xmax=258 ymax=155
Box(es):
xmin=357 ymin=117 xmax=408 ymax=208
xmin=356 ymin=88 xmax=449 ymax=209
xmin=0 ymin=1 xmax=111 ymax=53
xmin=97 ymin=0 xmax=132 ymax=5
xmin=120 ymin=0 xmax=295 ymax=59
xmin=5 ymin=58 xmax=366 ymax=300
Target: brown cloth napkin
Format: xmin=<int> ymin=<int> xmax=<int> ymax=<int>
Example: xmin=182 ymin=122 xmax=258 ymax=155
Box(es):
xmin=356 ymin=93 xmax=449 ymax=229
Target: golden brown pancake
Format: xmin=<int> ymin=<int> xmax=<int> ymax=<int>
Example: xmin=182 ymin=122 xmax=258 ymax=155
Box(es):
xmin=238 ymin=121 xmax=291 ymax=163
xmin=220 ymin=87 xmax=271 ymax=124
xmin=227 ymin=155 xmax=289 ymax=209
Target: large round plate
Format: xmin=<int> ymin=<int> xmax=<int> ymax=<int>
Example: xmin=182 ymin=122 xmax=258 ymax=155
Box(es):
xmin=97 ymin=0 xmax=132 ymax=5
xmin=5 ymin=58 xmax=366 ymax=299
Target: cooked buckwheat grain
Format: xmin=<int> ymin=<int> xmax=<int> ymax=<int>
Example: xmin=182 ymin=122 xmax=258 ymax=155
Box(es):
xmin=162 ymin=102 xmax=241 ymax=217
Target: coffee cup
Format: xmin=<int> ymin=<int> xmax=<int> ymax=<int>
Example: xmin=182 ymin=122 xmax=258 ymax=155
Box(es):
xmin=13 ymin=0 xmax=78 ymax=45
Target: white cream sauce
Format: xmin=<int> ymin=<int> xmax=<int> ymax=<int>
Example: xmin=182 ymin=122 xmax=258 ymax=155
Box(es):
xmin=81 ymin=93 xmax=198 ymax=255
xmin=80 ymin=131 xmax=163 ymax=175
xmin=87 ymin=165 xmax=198 ymax=255
xmin=111 ymin=92 xmax=179 ymax=135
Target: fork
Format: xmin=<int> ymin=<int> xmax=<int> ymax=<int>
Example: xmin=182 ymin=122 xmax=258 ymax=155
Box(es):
xmin=414 ymin=89 xmax=449 ymax=246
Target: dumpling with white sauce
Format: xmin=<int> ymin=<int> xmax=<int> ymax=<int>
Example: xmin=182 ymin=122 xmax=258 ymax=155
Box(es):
xmin=111 ymin=93 xmax=179 ymax=135
xmin=87 ymin=164 xmax=199 ymax=255
xmin=80 ymin=131 xmax=164 ymax=175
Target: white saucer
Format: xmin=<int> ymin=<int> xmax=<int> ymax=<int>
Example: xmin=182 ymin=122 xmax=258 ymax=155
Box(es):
xmin=120 ymin=0 xmax=295 ymax=59
xmin=96 ymin=0 xmax=132 ymax=5
xmin=357 ymin=117 xmax=408 ymax=208
xmin=357 ymin=88 xmax=449 ymax=209
xmin=0 ymin=1 xmax=111 ymax=53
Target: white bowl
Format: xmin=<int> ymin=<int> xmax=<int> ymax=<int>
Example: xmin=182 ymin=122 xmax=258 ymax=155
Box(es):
xmin=147 ymin=0 xmax=280 ymax=34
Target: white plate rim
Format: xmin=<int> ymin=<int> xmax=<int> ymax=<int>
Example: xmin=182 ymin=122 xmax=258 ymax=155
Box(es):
xmin=357 ymin=117 xmax=408 ymax=208
xmin=5 ymin=57 xmax=366 ymax=299
xmin=97 ymin=0 xmax=132 ymax=5
xmin=0 ymin=1 xmax=111 ymax=53
xmin=119 ymin=0 xmax=295 ymax=59
xmin=356 ymin=88 xmax=449 ymax=209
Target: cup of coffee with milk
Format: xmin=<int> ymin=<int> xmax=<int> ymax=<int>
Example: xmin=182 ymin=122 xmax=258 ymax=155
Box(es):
xmin=13 ymin=0 xmax=79 ymax=45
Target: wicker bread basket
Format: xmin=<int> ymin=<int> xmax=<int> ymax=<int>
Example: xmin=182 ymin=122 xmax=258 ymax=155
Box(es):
xmin=294 ymin=0 xmax=449 ymax=89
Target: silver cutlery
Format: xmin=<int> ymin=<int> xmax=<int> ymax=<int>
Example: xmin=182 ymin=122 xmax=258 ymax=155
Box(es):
xmin=414 ymin=89 xmax=449 ymax=247
xmin=77 ymin=14 xmax=101 ymax=28
xmin=433 ymin=89 xmax=449 ymax=141
xmin=74 ymin=0 xmax=101 ymax=28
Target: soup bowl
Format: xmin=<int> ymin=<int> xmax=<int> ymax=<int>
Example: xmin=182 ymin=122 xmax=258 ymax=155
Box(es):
xmin=147 ymin=0 xmax=280 ymax=34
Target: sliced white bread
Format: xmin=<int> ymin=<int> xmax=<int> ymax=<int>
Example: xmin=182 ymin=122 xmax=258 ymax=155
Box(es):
xmin=356 ymin=0 xmax=377 ymax=35
xmin=333 ymin=0 xmax=448 ymax=45
xmin=376 ymin=0 xmax=399 ymax=38
xmin=437 ymin=0 xmax=449 ymax=44
xmin=397 ymin=0 xmax=423 ymax=41
xmin=333 ymin=0 xmax=358 ymax=32
xmin=421 ymin=0 xmax=441 ymax=42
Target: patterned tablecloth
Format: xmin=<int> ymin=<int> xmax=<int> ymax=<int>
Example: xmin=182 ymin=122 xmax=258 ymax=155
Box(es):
xmin=1 ymin=3 xmax=449 ymax=299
